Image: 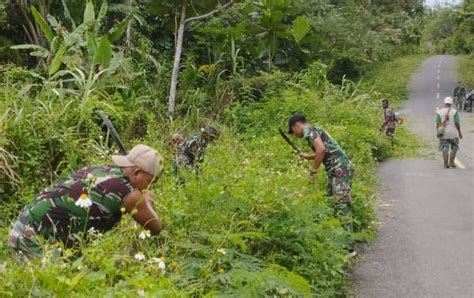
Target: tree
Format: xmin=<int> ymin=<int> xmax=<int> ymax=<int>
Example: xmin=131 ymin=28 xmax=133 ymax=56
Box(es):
xmin=148 ymin=0 xmax=234 ymax=118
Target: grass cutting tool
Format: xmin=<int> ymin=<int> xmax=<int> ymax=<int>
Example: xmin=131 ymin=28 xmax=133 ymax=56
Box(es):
xmin=97 ymin=110 xmax=127 ymax=155
xmin=278 ymin=128 xmax=301 ymax=155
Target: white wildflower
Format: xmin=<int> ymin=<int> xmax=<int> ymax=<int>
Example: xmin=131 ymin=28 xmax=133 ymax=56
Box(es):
xmin=134 ymin=252 xmax=145 ymax=261
xmin=151 ymin=257 xmax=166 ymax=270
xmin=137 ymin=288 xmax=145 ymax=297
xmin=158 ymin=260 xmax=166 ymax=270
xmin=75 ymin=193 xmax=92 ymax=208
xmin=139 ymin=230 xmax=151 ymax=240
xmin=217 ymin=248 xmax=226 ymax=255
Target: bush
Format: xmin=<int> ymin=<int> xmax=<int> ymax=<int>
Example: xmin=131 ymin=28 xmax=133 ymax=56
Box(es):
xmin=0 ymin=52 xmax=424 ymax=295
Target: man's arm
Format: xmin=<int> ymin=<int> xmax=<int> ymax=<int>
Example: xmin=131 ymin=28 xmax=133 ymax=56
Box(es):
xmin=311 ymin=137 xmax=326 ymax=173
xmin=436 ymin=113 xmax=441 ymax=129
xmin=123 ymin=190 xmax=161 ymax=235
xmin=300 ymin=153 xmax=315 ymax=160
xmin=454 ymin=112 xmax=463 ymax=139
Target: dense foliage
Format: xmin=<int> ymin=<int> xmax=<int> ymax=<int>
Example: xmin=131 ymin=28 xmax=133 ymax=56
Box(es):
xmin=0 ymin=0 xmax=458 ymax=296
xmin=459 ymin=54 xmax=474 ymax=88
xmin=423 ymin=1 xmax=474 ymax=54
xmin=0 ymin=56 xmax=423 ymax=295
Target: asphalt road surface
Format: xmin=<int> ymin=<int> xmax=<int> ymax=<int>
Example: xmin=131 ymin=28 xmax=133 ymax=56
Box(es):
xmin=353 ymin=55 xmax=474 ymax=298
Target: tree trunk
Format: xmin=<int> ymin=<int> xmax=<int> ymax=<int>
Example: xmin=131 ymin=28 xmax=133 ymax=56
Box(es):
xmin=126 ymin=0 xmax=132 ymax=48
xmin=167 ymin=1 xmax=187 ymax=118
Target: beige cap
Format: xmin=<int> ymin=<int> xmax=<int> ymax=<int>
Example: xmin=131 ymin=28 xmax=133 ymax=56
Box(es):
xmin=112 ymin=144 xmax=164 ymax=177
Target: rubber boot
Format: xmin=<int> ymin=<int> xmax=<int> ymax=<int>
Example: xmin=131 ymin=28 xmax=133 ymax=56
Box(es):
xmin=443 ymin=151 xmax=449 ymax=168
xmin=449 ymin=149 xmax=457 ymax=168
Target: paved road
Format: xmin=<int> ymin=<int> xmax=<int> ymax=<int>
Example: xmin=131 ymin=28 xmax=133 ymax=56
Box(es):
xmin=353 ymin=55 xmax=474 ymax=298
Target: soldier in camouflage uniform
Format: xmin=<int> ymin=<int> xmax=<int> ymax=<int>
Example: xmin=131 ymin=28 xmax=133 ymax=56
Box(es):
xmin=172 ymin=125 xmax=220 ymax=175
xmin=288 ymin=115 xmax=355 ymax=223
xmin=8 ymin=144 xmax=164 ymax=260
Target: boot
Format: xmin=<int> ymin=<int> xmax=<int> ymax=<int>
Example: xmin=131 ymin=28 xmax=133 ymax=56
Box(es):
xmin=449 ymin=149 xmax=457 ymax=168
xmin=443 ymin=151 xmax=449 ymax=168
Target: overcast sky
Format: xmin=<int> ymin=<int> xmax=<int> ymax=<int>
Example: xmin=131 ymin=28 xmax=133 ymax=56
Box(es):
xmin=424 ymin=0 xmax=463 ymax=7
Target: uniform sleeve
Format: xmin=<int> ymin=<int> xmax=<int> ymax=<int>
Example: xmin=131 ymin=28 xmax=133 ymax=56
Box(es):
xmin=436 ymin=113 xmax=441 ymax=124
xmin=453 ymin=111 xmax=460 ymax=124
xmin=303 ymin=127 xmax=321 ymax=145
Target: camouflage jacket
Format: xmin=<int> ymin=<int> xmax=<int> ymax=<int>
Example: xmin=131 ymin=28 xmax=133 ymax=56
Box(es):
xmin=303 ymin=125 xmax=351 ymax=175
xmin=175 ymin=133 xmax=209 ymax=167
xmin=21 ymin=165 xmax=133 ymax=245
xmin=454 ymin=86 xmax=466 ymax=97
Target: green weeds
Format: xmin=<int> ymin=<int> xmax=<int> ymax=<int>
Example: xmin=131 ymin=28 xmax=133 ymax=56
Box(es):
xmin=459 ymin=55 xmax=474 ymax=88
xmin=0 ymin=54 xmax=425 ymax=296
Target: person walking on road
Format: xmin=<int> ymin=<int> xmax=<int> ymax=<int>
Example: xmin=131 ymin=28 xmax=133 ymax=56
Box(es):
xmin=436 ymin=97 xmax=463 ymax=169
xmin=380 ymin=99 xmax=397 ymax=136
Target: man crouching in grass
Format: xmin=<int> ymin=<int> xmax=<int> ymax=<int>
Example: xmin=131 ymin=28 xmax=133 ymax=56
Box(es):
xmin=8 ymin=144 xmax=163 ymax=260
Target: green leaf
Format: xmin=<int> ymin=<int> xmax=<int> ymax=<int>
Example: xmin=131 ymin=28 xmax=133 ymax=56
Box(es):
xmin=86 ymin=32 xmax=97 ymax=63
xmin=30 ymin=50 xmax=49 ymax=58
xmin=94 ymin=37 xmax=112 ymax=67
xmin=95 ymin=2 xmax=108 ymax=34
xmin=31 ymin=6 xmax=54 ymax=43
xmin=61 ymin=0 xmax=76 ymax=29
xmin=83 ymin=1 xmax=95 ymax=26
xmin=292 ymin=15 xmax=310 ymax=44
xmin=11 ymin=44 xmax=48 ymax=51
xmin=49 ymin=43 xmax=66 ymax=76
xmin=107 ymin=15 xmax=133 ymax=42
xmin=146 ymin=1 xmax=174 ymax=15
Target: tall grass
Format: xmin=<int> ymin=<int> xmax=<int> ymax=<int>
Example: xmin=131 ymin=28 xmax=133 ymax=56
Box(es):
xmin=458 ymin=55 xmax=474 ymax=89
xmin=0 ymin=55 xmax=424 ymax=295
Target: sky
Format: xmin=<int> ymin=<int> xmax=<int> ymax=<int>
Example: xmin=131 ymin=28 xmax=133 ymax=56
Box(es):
xmin=424 ymin=0 xmax=463 ymax=7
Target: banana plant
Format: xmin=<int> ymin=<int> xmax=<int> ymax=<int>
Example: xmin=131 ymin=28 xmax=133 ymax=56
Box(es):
xmin=11 ymin=2 xmax=133 ymax=84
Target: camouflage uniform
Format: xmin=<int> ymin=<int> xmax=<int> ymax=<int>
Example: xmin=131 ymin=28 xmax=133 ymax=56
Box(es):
xmin=303 ymin=125 xmax=354 ymax=206
xmin=173 ymin=133 xmax=209 ymax=174
xmin=8 ymin=165 xmax=133 ymax=259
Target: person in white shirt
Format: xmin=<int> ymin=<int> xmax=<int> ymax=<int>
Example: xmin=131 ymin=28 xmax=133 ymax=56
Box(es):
xmin=436 ymin=97 xmax=463 ymax=168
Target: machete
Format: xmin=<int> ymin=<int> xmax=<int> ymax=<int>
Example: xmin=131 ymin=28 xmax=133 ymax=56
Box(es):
xmin=278 ymin=128 xmax=301 ymax=155
xmin=97 ymin=110 xmax=127 ymax=155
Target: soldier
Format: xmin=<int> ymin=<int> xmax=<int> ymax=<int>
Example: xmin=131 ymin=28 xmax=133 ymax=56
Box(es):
xmin=453 ymin=80 xmax=466 ymax=110
xmin=172 ymin=125 xmax=220 ymax=174
xmin=8 ymin=144 xmax=163 ymax=260
xmin=287 ymin=114 xmax=355 ymax=221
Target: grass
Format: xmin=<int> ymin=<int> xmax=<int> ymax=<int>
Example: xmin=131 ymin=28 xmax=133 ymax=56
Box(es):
xmin=363 ymin=55 xmax=427 ymax=103
xmin=0 ymin=55 xmax=426 ymax=296
xmin=458 ymin=55 xmax=474 ymax=89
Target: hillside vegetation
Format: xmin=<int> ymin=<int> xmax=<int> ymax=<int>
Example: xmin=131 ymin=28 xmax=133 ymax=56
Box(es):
xmin=0 ymin=0 xmax=449 ymax=295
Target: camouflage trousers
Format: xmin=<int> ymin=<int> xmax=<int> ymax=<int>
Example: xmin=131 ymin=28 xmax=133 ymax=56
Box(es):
xmin=326 ymin=162 xmax=354 ymax=233
xmin=8 ymin=209 xmax=43 ymax=260
xmin=172 ymin=154 xmax=193 ymax=175
xmin=326 ymin=161 xmax=354 ymax=205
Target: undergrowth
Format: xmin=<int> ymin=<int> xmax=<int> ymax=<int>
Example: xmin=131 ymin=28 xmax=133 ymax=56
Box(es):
xmin=0 ymin=56 xmax=424 ymax=296
xmin=458 ymin=55 xmax=474 ymax=88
